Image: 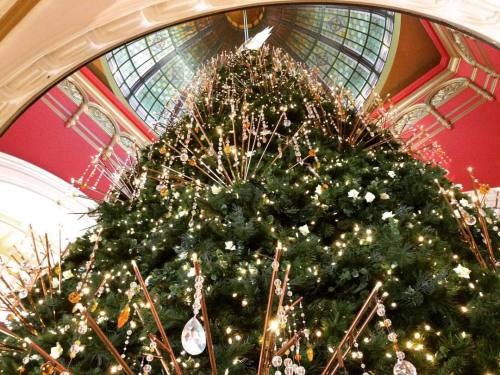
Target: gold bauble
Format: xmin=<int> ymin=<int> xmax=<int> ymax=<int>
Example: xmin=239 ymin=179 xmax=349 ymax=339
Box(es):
xmin=306 ymin=344 xmax=314 ymax=361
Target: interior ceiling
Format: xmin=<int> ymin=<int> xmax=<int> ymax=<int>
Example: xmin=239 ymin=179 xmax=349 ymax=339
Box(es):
xmin=379 ymin=14 xmax=441 ymax=98
xmin=105 ymin=5 xmax=395 ymax=129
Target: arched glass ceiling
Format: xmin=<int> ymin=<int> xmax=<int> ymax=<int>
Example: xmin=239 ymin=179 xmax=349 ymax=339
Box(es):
xmin=105 ymin=5 xmax=395 ymax=132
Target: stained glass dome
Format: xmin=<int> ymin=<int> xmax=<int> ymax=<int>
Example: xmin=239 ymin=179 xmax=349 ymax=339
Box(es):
xmin=105 ymin=5 xmax=396 ymax=132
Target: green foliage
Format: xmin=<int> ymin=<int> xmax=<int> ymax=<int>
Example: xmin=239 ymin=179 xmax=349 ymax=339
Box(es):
xmin=1 ymin=47 xmax=498 ymax=375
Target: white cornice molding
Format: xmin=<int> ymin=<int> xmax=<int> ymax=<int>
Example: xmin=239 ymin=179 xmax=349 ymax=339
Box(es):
xmin=0 ymin=0 xmax=498 ymax=133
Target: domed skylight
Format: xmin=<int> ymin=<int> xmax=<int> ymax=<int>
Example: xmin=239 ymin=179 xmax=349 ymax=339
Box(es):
xmin=105 ymin=5 xmax=395 ymax=132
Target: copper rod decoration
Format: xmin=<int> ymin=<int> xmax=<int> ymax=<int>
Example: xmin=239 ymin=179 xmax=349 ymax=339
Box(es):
xmin=44 ymin=234 xmax=54 ymax=295
xmin=321 ymin=282 xmax=382 ymax=375
xmin=257 ymin=243 xmax=282 ymax=375
xmin=289 ymin=296 xmax=303 ymax=310
xmin=0 ymin=323 xmax=72 ymax=373
xmin=147 ymin=333 xmax=172 ymax=375
xmin=82 ymin=311 xmax=134 ymax=375
xmin=264 ymin=264 xmax=291 ymax=374
xmin=194 ymin=260 xmax=217 ymax=375
xmin=330 ymin=304 xmax=379 ymax=374
xmin=0 ymin=293 xmax=37 ymax=335
xmin=30 ymin=227 xmax=47 ymax=297
xmin=131 ymin=260 xmax=182 ymax=375
xmin=25 ymin=337 xmax=73 ymax=374
xmin=273 ymin=331 xmax=303 ymax=357
xmin=277 ymin=264 xmax=291 ymax=312
xmin=435 ymin=180 xmax=487 ymax=268
xmin=467 ymin=168 xmax=497 ymax=269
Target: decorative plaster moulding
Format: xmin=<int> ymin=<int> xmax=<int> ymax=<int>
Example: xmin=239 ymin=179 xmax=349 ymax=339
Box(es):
xmin=0 ymin=152 xmax=96 ymax=260
xmin=0 ymin=0 xmax=498 ymax=133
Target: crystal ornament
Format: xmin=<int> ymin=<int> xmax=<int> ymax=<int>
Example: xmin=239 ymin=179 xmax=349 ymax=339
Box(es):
xmin=464 ymin=214 xmax=476 ymax=226
xmin=272 ymin=356 xmax=283 ymax=367
xmin=181 ymin=316 xmax=207 ymax=355
xmin=393 ymin=360 xmax=417 ymax=375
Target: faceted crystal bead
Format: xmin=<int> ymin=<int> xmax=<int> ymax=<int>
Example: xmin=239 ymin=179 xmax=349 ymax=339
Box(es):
xmin=393 ymin=360 xmax=417 ymax=375
xmin=388 ymin=332 xmax=398 ymax=342
xmin=296 ymin=365 xmax=306 ymax=375
xmin=272 ymin=355 xmax=283 ymax=367
xmin=181 ymin=316 xmax=206 ymax=355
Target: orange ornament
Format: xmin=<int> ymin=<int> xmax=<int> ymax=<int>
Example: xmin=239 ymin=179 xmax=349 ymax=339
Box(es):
xmin=68 ymin=292 xmax=81 ymax=304
xmin=308 ymin=149 xmax=317 ymax=157
xmin=224 ymin=144 xmax=232 ymax=154
xmin=188 ymin=159 xmax=197 ymax=166
xmin=40 ymin=363 xmax=54 ymax=375
xmin=159 ymin=146 xmax=167 ymax=155
xmin=479 ymin=183 xmax=490 ymax=195
xmin=294 ymin=353 xmax=302 ymax=361
xmin=117 ymin=303 xmax=131 ymax=328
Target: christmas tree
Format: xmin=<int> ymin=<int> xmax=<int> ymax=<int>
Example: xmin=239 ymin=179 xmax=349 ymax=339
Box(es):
xmin=1 ymin=46 xmax=499 ymax=375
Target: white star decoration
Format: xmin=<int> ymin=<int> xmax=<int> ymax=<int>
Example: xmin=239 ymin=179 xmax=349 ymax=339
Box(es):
xmin=453 ymin=264 xmax=471 ymax=279
xmin=382 ymin=211 xmax=395 ymax=220
xmin=348 ymin=189 xmax=359 ymax=199
xmin=364 ymin=192 xmax=375 ymax=203
xmin=298 ymin=224 xmax=310 ymax=236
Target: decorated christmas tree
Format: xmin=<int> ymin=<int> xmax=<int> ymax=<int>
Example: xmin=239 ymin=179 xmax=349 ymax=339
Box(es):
xmin=0 ymin=46 xmax=499 ymax=375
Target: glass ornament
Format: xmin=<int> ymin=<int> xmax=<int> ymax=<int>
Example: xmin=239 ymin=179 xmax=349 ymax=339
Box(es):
xmin=376 ymin=304 xmax=386 ymax=317
xmin=18 ymin=290 xmax=28 ymax=299
xmin=181 ymin=317 xmax=206 ymax=355
xmin=296 ymin=366 xmax=306 ymax=375
xmin=283 ymin=358 xmax=293 ymax=367
xmin=387 ymin=332 xmax=398 ymax=342
xmin=464 ymin=214 xmax=476 ymax=226
xmin=393 ymin=360 xmax=417 ymax=375
xmin=272 ymin=355 xmax=283 ymax=367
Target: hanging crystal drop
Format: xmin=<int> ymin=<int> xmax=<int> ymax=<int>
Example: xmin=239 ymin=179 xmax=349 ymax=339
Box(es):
xmin=181 ymin=316 xmax=206 ymax=355
xmin=393 ymin=360 xmax=417 ymax=375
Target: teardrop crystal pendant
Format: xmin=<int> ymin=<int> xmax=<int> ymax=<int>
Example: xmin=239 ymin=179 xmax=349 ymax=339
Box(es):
xmin=181 ymin=316 xmax=206 ymax=355
xmin=393 ymin=360 xmax=417 ymax=375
